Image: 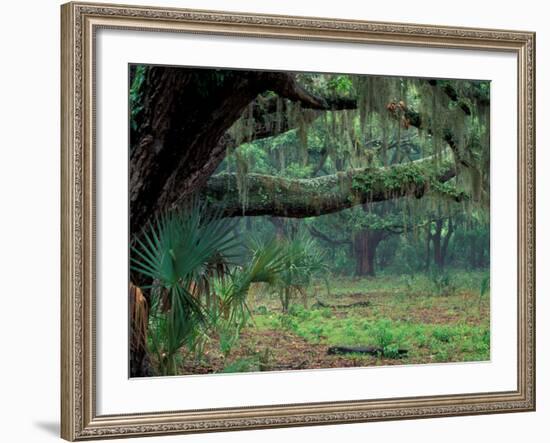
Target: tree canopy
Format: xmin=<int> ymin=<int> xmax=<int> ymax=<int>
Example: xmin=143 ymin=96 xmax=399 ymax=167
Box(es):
xmin=129 ymin=66 xmax=489 ymax=232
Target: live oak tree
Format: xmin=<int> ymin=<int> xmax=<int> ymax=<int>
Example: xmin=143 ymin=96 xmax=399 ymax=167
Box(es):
xmin=130 ymin=66 xmax=489 ymax=233
xmin=306 ymin=203 xmax=407 ymax=278
xmin=129 ymin=65 xmax=490 ymax=376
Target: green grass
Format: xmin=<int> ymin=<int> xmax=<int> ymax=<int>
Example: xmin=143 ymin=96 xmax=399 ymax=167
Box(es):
xmin=251 ymin=270 xmax=490 ymax=365
xmin=175 ymin=270 xmax=490 ymax=374
xmin=221 ymin=357 xmax=259 ymax=373
xmin=317 ymin=270 xmax=487 ymax=298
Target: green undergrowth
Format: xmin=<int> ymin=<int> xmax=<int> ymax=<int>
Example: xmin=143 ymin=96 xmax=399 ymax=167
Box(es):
xmin=250 ymin=270 xmax=490 ymax=364
xmin=254 ymin=308 xmax=489 ymax=363
xmin=316 ymin=270 xmax=487 ymax=298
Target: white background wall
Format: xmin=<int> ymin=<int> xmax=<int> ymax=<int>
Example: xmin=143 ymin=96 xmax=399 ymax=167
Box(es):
xmin=0 ymin=0 xmax=546 ymax=442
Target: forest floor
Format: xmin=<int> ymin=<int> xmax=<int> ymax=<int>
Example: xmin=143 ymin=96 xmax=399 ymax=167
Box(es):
xmin=179 ymin=271 xmax=490 ymax=375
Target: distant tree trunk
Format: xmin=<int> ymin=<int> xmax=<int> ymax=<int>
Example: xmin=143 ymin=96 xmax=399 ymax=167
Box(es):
xmin=353 ymin=230 xmax=369 ymax=276
xmin=425 ymin=226 xmax=432 ymax=270
xmin=433 ymin=217 xmax=454 ymax=270
xmin=471 ymin=233 xmax=487 ymax=269
xmin=432 ymin=219 xmax=443 ymax=270
xmin=441 ymin=216 xmax=454 ymax=267
xmin=353 ymin=229 xmax=384 ymax=277
xmin=469 ymin=235 xmax=477 ymax=268
xmin=366 ymin=237 xmax=378 ymax=276
xmin=477 ymin=244 xmax=486 ymax=268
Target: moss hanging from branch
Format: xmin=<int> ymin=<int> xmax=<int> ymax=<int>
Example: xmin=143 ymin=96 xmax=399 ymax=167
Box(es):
xmin=204 ymin=157 xmax=460 ymax=218
xmin=216 ymin=73 xmax=487 ymax=224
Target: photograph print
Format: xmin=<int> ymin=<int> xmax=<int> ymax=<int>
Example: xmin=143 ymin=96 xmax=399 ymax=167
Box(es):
xmin=128 ymin=65 xmax=490 ymax=378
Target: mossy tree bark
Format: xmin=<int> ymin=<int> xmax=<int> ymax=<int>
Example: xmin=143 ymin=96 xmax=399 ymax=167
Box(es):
xmin=204 ymin=160 xmax=459 ymax=218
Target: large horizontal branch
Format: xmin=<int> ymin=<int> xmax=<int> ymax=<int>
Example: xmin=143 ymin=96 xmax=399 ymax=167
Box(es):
xmin=204 ymin=159 xmax=458 ymax=218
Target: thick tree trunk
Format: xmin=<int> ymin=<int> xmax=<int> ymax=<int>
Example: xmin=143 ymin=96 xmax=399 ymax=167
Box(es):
xmin=353 ymin=230 xmax=384 ymax=277
xmin=130 ymin=67 xmax=272 ymax=235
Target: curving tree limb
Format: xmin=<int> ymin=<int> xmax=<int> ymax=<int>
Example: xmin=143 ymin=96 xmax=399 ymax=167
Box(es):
xmin=204 ymin=159 xmax=458 ymax=218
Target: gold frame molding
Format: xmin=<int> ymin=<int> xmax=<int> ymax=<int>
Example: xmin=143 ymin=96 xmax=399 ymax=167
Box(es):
xmin=61 ymin=2 xmax=536 ymax=440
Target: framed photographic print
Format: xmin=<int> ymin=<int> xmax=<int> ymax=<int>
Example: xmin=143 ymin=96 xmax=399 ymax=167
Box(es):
xmin=61 ymin=1 xmax=536 ymax=440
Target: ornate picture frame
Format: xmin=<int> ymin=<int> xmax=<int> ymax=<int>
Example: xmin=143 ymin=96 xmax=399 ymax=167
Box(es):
xmin=61 ymin=2 xmax=535 ymax=440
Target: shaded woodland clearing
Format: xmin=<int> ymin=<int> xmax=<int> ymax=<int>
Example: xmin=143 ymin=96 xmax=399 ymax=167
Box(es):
xmin=129 ymin=66 xmax=490 ymax=377
xmin=174 ymin=271 xmax=490 ymax=375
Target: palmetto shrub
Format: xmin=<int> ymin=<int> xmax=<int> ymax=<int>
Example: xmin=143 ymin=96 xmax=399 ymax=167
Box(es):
xmin=131 ymin=202 xmax=288 ymax=375
xmin=270 ymin=234 xmax=328 ymax=313
xmin=131 ymin=202 xmax=239 ymax=375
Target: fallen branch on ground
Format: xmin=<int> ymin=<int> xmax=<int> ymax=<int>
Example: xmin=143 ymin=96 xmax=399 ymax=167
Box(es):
xmin=327 ymin=346 xmax=408 ymax=357
xmin=313 ymin=298 xmax=371 ymax=309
